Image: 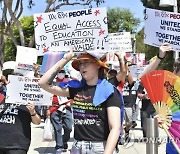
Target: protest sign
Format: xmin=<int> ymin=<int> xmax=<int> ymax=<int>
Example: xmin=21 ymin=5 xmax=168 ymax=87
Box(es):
xmin=16 ymin=46 xmax=37 ymax=64
xmin=144 ymin=8 xmax=180 ymax=51
xmin=106 ymin=52 xmax=145 ymax=67
xmin=106 ymin=52 xmax=120 ymax=65
xmin=129 ymin=65 xmax=145 ymax=81
xmin=5 ymin=75 xmax=53 ymax=105
xmin=34 ymin=7 xmax=108 ymax=55
xmin=14 ymin=46 xmax=38 ymax=77
xmin=108 ymin=32 xmax=132 ymax=52
xmin=3 ymin=61 xmax=16 ymax=70
xmin=126 ymin=53 xmax=145 ymax=66
xmin=14 ymin=63 xmax=34 ymax=77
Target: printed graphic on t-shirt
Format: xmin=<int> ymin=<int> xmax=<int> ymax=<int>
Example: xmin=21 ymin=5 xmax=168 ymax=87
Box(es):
xmin=0 ymin=104 xmax=20 ymax=124
xmin=122 ymin=82 xmax=130 ymax=96
xmin=73 ymin=93 xmax=103 ymax=126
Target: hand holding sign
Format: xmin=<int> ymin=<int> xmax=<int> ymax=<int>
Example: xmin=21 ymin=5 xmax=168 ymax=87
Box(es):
xmin=159 ymin=43 xmax=173 ymax=59
xmin=26 ymin=102 xmax=36 ymax=115
xmin=114 ymin=52 xmax=125 ymax=61
xmin=63 ymin=47 xmax=75 ymax=61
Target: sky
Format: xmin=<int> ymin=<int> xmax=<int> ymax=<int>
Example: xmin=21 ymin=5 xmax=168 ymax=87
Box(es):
xmin=22 ymin=0 xmax=145 ymax=31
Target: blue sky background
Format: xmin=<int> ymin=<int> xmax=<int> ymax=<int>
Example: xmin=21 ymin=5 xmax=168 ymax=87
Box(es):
xmin=22 ymin=0 xmax=145 ymax=31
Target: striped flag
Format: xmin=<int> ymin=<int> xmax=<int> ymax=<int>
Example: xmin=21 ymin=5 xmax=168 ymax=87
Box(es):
xmin=40 ymin=52 xmax=65 ymax=74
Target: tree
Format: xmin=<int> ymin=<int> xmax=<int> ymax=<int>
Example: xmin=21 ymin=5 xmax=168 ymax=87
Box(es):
xmin=140 ymin=0 xmax=180 ymax=12
xmin=4 ymin=16 xmax=34 ymax=62
xmin=107 ymin=8 xmax=140 ymax=33
xmin=0 ymin=0 xmax=105 ymax=69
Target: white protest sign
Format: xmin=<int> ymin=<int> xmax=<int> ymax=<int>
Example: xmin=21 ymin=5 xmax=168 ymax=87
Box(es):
xmin=16 ymin=46 xmax=37 ymax=64
xmin=34 ymin=7 xmax=108 ymax=55
xmin=14 ymin=63 xmax=35 ymax=77
xmin=106 ymin=52 xmax=119 ymax=65
xmin=5 ymin=75 xmax=53 ymax=105
xmin=133 ymin=53 xmax=145 ymax=66
xmin=129 ymin=65 xmax=145 ymax=81
xmin=108 ymin=32 xmax=132 ymax=52
xmin=144 ymin=8 xmax=180 ymax=51
xmin=3 ymin=61 xmax=16 ymax=70
xmin=14 ymin=46 xmax=38 ymax=77
xmin=106 ymin=52 xmax=145 ymax=70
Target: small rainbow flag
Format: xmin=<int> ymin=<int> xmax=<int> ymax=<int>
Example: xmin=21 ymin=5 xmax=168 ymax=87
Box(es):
xmin=40 ymin=52 xmax=65 ymax=74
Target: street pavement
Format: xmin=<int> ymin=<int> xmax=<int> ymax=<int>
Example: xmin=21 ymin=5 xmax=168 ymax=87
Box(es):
xmin=28 ymin=119 xmax=167 ymax=154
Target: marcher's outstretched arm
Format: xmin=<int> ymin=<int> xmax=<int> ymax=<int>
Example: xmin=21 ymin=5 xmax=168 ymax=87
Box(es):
xmin=38 ymin=49 xmax=74 ymax=97
xmin=114 ymin=52 xmax=126 ymax=83
xmin=140 ymin=43 xmax=172 ymax=78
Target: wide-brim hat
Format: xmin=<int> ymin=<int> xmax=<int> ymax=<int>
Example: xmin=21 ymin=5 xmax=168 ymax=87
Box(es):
xmin=72 ymin=52 xmax=109 ymax=71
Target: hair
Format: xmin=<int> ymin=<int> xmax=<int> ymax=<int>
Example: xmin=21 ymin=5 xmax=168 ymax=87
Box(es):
xmin=13 ymin=72 xmax=23 ymax=76
xmin=59 ymin=70 xmax=65 ymax=73
xmin=174 ymin=58 xmax=180 ymax=74
xmin=98 ymin=67 xmax=107 ymax=79
xmin=108 ymin=69 xmax=117 ymax=75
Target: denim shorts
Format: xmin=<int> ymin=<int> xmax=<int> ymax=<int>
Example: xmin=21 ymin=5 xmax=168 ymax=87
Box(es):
xmin=70 ymin=140 xmax=106 ymax=154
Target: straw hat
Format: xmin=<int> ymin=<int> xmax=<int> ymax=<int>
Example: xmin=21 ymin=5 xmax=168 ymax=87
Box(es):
xmin=72 ymin=53 xmax=109 ymax=71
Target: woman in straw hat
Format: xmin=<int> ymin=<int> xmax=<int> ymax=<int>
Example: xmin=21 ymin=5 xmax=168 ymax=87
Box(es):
xmin=39 ymin=49 xmax=123 ymax=154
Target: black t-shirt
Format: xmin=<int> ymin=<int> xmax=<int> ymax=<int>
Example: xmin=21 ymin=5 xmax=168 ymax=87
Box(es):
xmin=137 ymin=83 xmax=156 ymax=114
xmin=108 ymin=77 xmax=119 ymax=87
xmin=122 ymin=81 xmax=137 ymax=107
xmin=0 ymin=104 xmax=33 ymax=150
xmin=69 ymin=83 xmax=122 ymax=141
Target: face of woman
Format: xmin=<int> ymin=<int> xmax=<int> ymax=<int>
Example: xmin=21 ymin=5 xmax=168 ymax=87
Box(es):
xmin=78 ymin=60 xmax=99 ymax=81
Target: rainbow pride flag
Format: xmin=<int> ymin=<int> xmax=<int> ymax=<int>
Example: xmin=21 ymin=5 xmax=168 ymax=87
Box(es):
xmin=40 ymin=52 xmax=65 ymax=74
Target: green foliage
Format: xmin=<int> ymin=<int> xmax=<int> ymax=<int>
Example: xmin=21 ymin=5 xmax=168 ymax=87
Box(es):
xmin=4 ymin=16 xmax=34 ymax=62
xmin=107 ymin=8 xmax=140 ymax=33
xmin=141 ymin=0 xmax=180 ymax=12
xmin=4 ymin=38 xmax=16 ymax=62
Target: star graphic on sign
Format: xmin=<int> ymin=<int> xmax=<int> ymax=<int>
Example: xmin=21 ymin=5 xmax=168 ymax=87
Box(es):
xmin=36 ymin=15 xmax=43 ymax=23
xmin=99 ymin=29 xmax=105 ymax=36
xmin=94 ymin=10 xmax=100 ymax=16
xmin=43 ymin=47 xmax=49 ymax=53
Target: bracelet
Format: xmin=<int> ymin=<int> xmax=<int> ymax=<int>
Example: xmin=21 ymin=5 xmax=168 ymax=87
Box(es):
xmin=31 ymin=113 xmax=37 ymax=116
xmin=157 ymin=53 xmax=165 ymax=60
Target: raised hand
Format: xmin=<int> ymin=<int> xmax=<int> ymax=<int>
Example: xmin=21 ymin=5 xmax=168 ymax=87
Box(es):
xmin=114 ymin=52 xmax=123 ymax=60
xmin=63 ymin=47 xmax=75 ymax=61
xmin=154 ymin=114 xmax=165 ymax=128
xmin=159 ymin=43 xmax=172 ymax=59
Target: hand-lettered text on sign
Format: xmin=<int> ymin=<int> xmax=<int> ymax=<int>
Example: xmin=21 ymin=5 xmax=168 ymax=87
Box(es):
xmin=144 ymin=8 xmax=180 ymax=51
xmin=34 ymin=8 xmax=108 ymax=55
